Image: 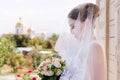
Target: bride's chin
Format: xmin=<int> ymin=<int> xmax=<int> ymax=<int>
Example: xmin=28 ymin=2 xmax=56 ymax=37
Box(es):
xmin=71 ymin=32 xmax=80 ymax=39
xmin=73 ymin=34 xmax=79 ymax=39
xmin=74 ymin=35 xmax=77 ymax=39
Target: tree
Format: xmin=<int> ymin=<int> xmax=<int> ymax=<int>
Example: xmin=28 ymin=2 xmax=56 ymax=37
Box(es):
xmin=2 ymin=34 xmax=13 ymax=40
xmin=28 ymin=37 xmax=44 ymax=47
xmin=45 ymin=40 xmax=52 ymax=49
xmin=31 ymin=53 xmax=42 ymax=69
xmin=6 ymin=52 xmax=25 ymax=72
xmin=1 ymin=34 xmax=16 ymax=46
xmin=48 ymin=34 xmax=59 ymax=41
xmin=13 ymin=34 xmax=31 ymax=47
xmin=48 ymin=34 xmax=59 ymax=49
xmin=0 ymin=37 xmax=15 ymax=67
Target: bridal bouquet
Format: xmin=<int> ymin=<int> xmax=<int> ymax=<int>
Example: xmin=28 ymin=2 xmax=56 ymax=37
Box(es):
xmin=37 ymin=57 xmax=66 ymax=80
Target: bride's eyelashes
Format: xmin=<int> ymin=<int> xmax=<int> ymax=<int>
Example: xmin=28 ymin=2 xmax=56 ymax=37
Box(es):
xmin=70 ymin=25 xmax=75 ymax=30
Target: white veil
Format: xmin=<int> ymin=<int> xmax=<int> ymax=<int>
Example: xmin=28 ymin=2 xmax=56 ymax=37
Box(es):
xmin=55 ymin=3 xmax=106 ymax=80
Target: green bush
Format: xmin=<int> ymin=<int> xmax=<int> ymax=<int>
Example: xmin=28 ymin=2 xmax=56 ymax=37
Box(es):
xmin=31 ymin=53 xmax=42 ymax=69
xmin=0 ymin=37 xmax=15 ymax=67
xmin=13 ymin=34 xmax=31 ymax=47
xmin=6 ymin=52 xmax=25 ymax=72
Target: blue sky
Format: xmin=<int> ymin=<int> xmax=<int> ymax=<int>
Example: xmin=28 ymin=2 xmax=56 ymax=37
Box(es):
xmin=0 ymin=0 xmax=95 ymax=35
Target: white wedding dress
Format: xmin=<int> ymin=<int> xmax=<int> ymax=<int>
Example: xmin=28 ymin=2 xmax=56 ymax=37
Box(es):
xmin=55 ymin=33 xmax=106 ymax=80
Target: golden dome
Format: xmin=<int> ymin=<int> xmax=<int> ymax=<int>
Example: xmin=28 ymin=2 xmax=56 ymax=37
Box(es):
xmin=41 ymin=32 xmax=46 ymax=35
xmin=16 ymin=22 xmax=23 ymax=27
xmin=27 ymin=27 xmax=33 ymax=32
xmin=16 ymin=17 xmax=23 ymax=27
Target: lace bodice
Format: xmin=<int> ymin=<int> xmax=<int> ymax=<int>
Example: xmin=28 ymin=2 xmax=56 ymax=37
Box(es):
xmin=59 ymin=41 xmax=106 ymax=80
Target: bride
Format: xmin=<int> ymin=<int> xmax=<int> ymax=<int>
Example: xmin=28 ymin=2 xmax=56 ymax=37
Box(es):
xmin=55 ymin=3 xmax=106 ymax=80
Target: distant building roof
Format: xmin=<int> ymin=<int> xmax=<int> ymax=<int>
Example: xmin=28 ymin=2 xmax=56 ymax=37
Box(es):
xmin=39 ymin=50 xmax=52 ymax=54
xmin=16 ymin=22 xmax=23 ymax=27
xmin=16 ymin=17 xmax=23 ymax=27
xmin=15 ymin=47 xmax=33 ymax=52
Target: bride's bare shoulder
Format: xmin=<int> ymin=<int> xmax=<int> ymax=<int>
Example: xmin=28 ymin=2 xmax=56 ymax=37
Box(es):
xmin=88 ymin=41 xmax=105 ymax=61
xmin=87 ymin=41 xmax=104 ymax=58
xmin=89 ymin=41 xmax=103 ymax=51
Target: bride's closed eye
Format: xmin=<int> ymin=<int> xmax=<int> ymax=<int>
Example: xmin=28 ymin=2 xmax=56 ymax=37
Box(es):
xmin=71 ymin=25 xmax=75 ymax=29
xmin=70 ymin=25 xmax=75 ymax=30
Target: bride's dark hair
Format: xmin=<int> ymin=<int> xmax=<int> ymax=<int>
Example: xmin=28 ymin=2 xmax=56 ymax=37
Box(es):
xmin=68 ymin=3 xmax=100 ymax=22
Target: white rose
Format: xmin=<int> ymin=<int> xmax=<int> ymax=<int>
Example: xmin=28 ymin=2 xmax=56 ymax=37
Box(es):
xmin=41 ymin=71 xmax=46 ymax=75
xmin=39 ymin=61 xmax=46 ymax=67
xmin=37 ymin=61 xmax=45 ymax=70
xmin=52 ymin=58 xmax=61 ymax=68
xmin=44 ymin=70 xmax=54 ymax=76
xmin=54 ymin=61 xmax=61 ymax=68
xmin=56 ymin=69 xmax=62 ymax=76
xmin=45 ymin=59 xmax=51 ymax=63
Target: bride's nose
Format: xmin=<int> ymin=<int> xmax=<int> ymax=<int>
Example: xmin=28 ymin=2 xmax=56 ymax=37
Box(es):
xmin=71 ymin=28 xmax=75 ymax=34
xmin=71 ymin=29 xmax=78 ymax=38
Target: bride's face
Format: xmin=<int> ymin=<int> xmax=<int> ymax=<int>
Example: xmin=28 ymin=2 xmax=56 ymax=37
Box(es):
xmin=68 ymin=18 xmax=75 ymax=32
xmin=68 ymin=18 xmax=84 ymax=39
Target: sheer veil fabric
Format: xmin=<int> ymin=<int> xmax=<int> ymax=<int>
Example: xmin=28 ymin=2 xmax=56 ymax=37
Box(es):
xmin=55 ymin=3 xmax=106 ymax=80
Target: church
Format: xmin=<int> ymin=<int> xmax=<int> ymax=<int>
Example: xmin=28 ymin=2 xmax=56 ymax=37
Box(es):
xmin=15 ymin=17 xmax=34 ymax=38
xmin=15 ymin=17 xmax=49 ymax=39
